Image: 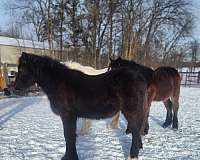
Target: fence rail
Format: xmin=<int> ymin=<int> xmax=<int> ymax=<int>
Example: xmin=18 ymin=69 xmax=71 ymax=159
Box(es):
xmin=179 ymin=71 xmax=200 ymax=87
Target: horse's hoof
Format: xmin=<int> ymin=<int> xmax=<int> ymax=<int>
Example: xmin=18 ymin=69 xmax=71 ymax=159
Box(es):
xmin=162 ymin=124 xmax=168 ymax=128
xmin=61 ymin=156 xmax=67 ymax=160
xmin=172 ymin=123 xmax=178 ymax=130
xmin=172 ymin=125 xmax=178 ymax=130
xmin=61 ymin=155 xmax=78 ymax=160
xmin=128 ymin=155 xmax=138 ymax=160
xmin=162 ymin=122 xmax=171 ymax=128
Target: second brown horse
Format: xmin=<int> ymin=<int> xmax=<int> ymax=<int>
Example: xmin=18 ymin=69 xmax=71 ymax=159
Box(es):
xmin=108 ymin=57 xmax=181 ymax=135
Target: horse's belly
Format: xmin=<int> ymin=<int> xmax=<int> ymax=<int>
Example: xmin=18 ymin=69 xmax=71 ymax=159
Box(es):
xmin=154 ymin=95 xmax=170 ymax=101
xmin=154 ymin=89 xmax=173 ymax=101
xmin=77 ymin=103 xmax=119 ymax=119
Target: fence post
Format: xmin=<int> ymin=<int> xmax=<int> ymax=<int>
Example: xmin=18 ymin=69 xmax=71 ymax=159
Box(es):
xmin=197 ymin=71 xmax=200 ymax=84
xmin=185 ymin=73 xmax=188 ymax=86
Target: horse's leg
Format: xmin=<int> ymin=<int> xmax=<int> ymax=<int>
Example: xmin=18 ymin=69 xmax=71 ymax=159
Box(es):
xmin=162 ymin=99 xmax=173 ymax=128
xmin=143 ymin=108 xmax=150 ymax=135
xmin=61 ymin=114 xmax=78 ymax=160
xmin=79 ymin=118 xmax=91 ymax=135
xmin=128 ymin=133 xmax=142 ymax=160
xmin=123 ymin=112 xmax=143 ymax=159
xmin=141 ymin=90 xmax=154 ymax=135
xmin=139 ymin=109 xmax=149 ymax=136
xmin=171 ymin=84 xmax=180 ymax=129
xmin=171 ymin=97 xmax=179 ymax=129
xmin=108 ymin=112 xmax=120 ymax=129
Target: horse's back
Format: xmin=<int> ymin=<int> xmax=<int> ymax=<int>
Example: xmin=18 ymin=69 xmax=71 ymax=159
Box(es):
xmin=123 ymin=61 xmax=154 ymax=85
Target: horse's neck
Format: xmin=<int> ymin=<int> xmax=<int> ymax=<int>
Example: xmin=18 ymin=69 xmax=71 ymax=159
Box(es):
xmin=35 ymin=66 xmax=77 ymax=99
xmin=35 ymin=68 xmax=60 ymax=97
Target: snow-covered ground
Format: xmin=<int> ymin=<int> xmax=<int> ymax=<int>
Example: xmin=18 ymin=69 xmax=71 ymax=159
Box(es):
xmin=0 ymin=87 xmax=200 ymax=160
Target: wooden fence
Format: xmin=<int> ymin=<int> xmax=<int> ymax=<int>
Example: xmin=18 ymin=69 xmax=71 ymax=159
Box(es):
xmin=179 ymin=71 xmax=200 ymax=87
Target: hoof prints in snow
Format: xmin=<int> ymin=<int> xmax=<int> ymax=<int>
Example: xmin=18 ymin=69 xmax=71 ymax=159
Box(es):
xmin=0 ymin=88 xmax=200 ymax=159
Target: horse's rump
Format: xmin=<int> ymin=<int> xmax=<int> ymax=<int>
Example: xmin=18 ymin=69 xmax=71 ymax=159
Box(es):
xmin=152 ymin=67 xmax=181 ymax=101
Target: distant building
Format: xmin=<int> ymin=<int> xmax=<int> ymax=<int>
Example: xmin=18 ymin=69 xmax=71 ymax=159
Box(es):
xmin=0 ymin=36 xmax=59 ymax=74
xmin=0 ymin=36 xmax=51 ymax=65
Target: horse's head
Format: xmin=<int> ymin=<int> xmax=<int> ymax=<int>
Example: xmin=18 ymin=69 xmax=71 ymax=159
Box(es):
xmin=108 ymin=56 xmax=122 ymax=71
xmin=15 ymin=52 xmax=36 ymax=91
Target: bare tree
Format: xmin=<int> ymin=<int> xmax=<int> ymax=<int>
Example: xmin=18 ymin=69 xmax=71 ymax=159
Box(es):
xmin=5 ymin=0 xmax=195 ymax=68
xmin=190 ymin=39 xmax=199 ymax=71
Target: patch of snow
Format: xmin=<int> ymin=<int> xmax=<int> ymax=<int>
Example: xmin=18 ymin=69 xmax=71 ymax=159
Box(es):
xmin=0 ymin=88 xmax=200 ymax=159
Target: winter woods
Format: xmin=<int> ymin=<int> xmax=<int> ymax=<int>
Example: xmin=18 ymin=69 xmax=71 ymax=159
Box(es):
xmin=4 ymin=0 xmax=196 ymax=68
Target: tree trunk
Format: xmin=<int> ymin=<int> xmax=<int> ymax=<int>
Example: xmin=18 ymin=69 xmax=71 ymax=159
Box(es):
xmin=59 ymin=0 xmax=66 ymax=60
xmin=47 ymin=0 xmax=53 ymax=55
xmin=108 ymin=22 xmax=113 ymax=65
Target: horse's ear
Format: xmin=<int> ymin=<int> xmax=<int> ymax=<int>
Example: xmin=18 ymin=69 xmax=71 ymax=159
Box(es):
xmin=20 ymin=52 xmax=29 ymax=64
xmin=22 ymin=52 xmax=28 ymax=56
xmin=21 ymin=52 xmax=28 ymax=59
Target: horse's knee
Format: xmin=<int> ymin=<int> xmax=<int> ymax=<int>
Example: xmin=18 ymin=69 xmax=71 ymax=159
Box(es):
xmin=126 ymin=121 xmax=140 ymax=135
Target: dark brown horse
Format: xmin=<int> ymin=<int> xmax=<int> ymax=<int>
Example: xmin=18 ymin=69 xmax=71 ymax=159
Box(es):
xmin=14 ymin=52 xmax=148 ymax=160
xmin=108 ymin=57 xmax=181 ymax=134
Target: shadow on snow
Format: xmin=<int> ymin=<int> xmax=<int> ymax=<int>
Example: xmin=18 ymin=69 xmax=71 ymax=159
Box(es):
xmin=0 ymin=97 xmax=41 ymax=128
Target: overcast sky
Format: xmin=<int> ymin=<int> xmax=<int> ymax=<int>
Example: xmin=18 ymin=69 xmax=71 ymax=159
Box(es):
xmin=0 ymin=0 xmax=200 ymax=40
